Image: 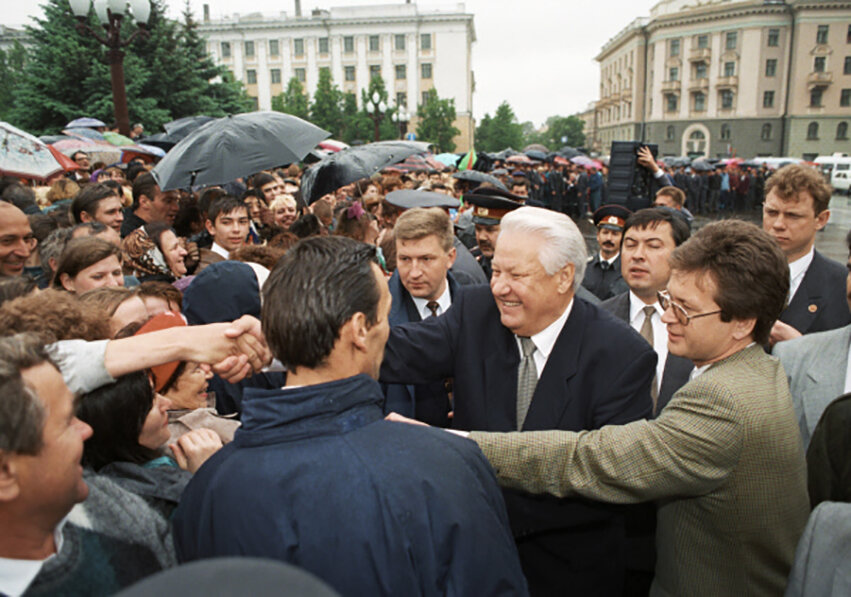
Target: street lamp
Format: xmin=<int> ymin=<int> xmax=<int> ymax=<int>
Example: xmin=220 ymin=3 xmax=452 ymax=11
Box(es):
xmin=364 ymin=90 xmax=387 ymax=142
xmin=68 ymin=0 xmax=153 ymax=136
xmin=393 ymin=107 xmax=409 ymax=139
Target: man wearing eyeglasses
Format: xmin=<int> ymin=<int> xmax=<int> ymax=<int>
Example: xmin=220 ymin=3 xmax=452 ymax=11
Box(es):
xmin=395 ymin=220 xmax=810 ymax=596
xmin=0 ymin=202 xmax=36 ymax=277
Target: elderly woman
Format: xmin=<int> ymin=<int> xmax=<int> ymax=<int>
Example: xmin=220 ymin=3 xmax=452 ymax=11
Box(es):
xmin=122 ymin=221 xmax=188 ymax=283
xmin=268 ymin=194 xmax=298 ymax=230
xmin=53 ymin=237 xmax=124 ymax=293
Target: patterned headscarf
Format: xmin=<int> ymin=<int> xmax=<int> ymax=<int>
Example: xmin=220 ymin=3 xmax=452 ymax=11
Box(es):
xmin=121 ymin=226 xmax=174 ymax=281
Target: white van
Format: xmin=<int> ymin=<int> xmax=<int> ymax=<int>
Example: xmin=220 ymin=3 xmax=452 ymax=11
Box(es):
xmin=815 ymin=154 xmax=851 ymax=180
xmin=832 ymin=168 xmax=851 ymax=194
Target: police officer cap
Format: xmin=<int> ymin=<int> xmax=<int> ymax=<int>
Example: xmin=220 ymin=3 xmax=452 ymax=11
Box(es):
xmin=385 ymin=189 xmax=460 ymax=210
xmin=593 ymin=204 xmax=632 ymax=232
xmin=463 ymin=187 xmax=524 ymax=226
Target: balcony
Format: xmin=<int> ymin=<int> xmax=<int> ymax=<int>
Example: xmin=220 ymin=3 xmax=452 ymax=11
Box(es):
xmin=688 ymin=78 xmax=709 ymax=92
xmin=689 ymin=47 xmax=711 ymax=62
xmin=661 ymin=79 xmax=681 ymax=93
xmin=807 ymin=71 xmax=833 ymax=89
xmin=716 ymin=76 xmax=738 ymax=89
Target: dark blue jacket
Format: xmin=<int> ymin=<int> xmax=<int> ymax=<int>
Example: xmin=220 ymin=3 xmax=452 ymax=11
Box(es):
xmin=383 ymin=271 xmax=461 ymax=425
xmin=173 ymin=375 xmax=528 ymax=597
xmin=380 ymin=287 xmax=655 ymax=594
xmin=780 ymin=250 xmax=851 ymax=336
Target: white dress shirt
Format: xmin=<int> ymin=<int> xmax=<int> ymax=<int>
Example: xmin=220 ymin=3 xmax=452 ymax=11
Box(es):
xmin=788 ymin=246 xmax=815 ymax=302
xmin=844 ymin=335 xmax=851 ymax=395
xmin=628 ymin=292 xmax=669 ymax=395
xmin=514 ymin=300 xmax=574 ymax=378
xmin=412 ymin=282 xmax=451 ymax=320
xmin=0 ymin=518 xmax=67 ymax=597
xmin=210 ymin=241 xmax=230 ymax=259
xmin=599 ymin=252 xmax=618 ymax=269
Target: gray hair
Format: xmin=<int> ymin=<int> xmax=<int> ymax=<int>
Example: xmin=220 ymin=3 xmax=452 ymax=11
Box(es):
xmin=0 ymin=333 xmax=52 ymax=455
xmin=498 ymin=206 xmax=588 ymax=290
xmin=39 ymin=227 xmax=74 ymax=277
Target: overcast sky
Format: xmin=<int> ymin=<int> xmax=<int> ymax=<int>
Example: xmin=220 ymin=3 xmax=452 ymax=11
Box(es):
xmin=8 ymin=0 xmax=659 ymax=126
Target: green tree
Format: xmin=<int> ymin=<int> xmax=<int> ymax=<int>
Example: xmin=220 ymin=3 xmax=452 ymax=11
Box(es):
xmin=416 ymin=89 xmax=460 ymax=152
xmin=544 ymin=115 xmax=585 ymax=148
xmin=481 ymin=101 xmax=523 ymax=151
xmin=309 ymin=67 xmax=344 ymax=136
xmin=358 ymin=76 xmax=398 ymax=141
xmin=0 ymin=41 xmax=26 ymax=122
xmin=475 ymin=113 xmax=492 ymax=151
xmin=339 ymin=92 xmax=371 ymax=144
xmin=272 ymin=77 xmax=309 ymax=120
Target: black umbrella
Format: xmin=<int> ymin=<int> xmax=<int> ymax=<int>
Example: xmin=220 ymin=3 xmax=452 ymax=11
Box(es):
xmin=152 ymin=112 xmax=330 ymax=190
xmin=690 ymin=159 xmax=714 ymax=172
xmin=301 ymin=141 xmax=431 ymax=204
xmin=451 ymin=170 xmax=508 ymax=190
xmin=138 ymin=132 xmax=180 ymax=152
xmin=558 ymin=146 xmax=583 ymax=158
xmin=525 ymin=150 xmax=548 ymax=162
xmin=162 ymin=115 xmax=216 ymax=139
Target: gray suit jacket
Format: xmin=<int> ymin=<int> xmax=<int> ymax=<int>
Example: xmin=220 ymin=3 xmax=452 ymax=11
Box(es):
xmin=601 ymin=291 xmax=693 ymax=415
xmin=773 ymin=324 xmax=851 ymax=448
xmin=786 ymin=501 xmax=851 ymax=597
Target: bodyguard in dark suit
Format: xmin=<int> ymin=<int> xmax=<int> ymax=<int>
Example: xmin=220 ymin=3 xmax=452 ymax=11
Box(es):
xmin=763 ymin=164 xmax=851 ymax=344
xmin=381 ymin=206 xmax=655 ymax=595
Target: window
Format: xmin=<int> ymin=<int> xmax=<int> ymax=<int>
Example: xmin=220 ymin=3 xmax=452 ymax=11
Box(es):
xmin=244 ymin=41 xmax=255 ymax=57
xmin=269 ymin=40 xmax=279 ymax=56
xmin=666 ymin=125 xmax=675 ymax=140
xmin=270 ymin=68 xmax=281 ymax=84
xmin=697 ymin=34 xmax=708 ymax=49
xmin=725 ymin=31 xmax=737 ymax=50
xmin=666 ymin=94 xmax=678 ymax=112
xmin=765 ymin=59 xmax=777 ymax=77
xmin=670 ymin=39 xmax=680 ymax=56
xmin=344 ymin=66 xmax=355 ymax=81
xmin=395 ymin=34 xmax=405 ymax=51
xmin=848 ymin=24 xmax=851 ymax=43
xmin=844 ymin=56 xmax=851 ymax=75
xmin=295 ymin=68 xmax=305 ymax=82
xmin=246 ymin=69 xmax=257 ymax=84
xmin=807 ymin=122 xmax=819 ymax=139
xmin=421 ymin=63 xmax=432 ymax=79
xmin=841 ymin=89 xmax=851 ymax=107
xmin=369 ymin=35 xmax=379 ymax=52
xmin=837 ymin=122 xmax=848 ymax=140
xmin=221 ymin=42 xmax=231 ymax=58
xmin=318 ymin=37 xmax=329 ymax=54
xmin=421 ymin=33 xmax=432 ymax=50
xmin=763 ymin=90 xmax=775 ymax=108
xmin=816 ymin=25 xmax=829 ymax=45
xmin=724 ymin=61 xmax=735 ymax=77
xmin=761 ymin=123 xmax=772 ymax=140
xmin=695 ymin=63 xmax=707 ymax=79
xmin=768 ymin=28 xmax=779 ymax=47
xmin=369 ymin=64 xmax=381 ymax=78
xmin=344 ymin=36 xmax=354 ymax=53
xmin=396 ymin=92 xmax=407 ymax=107
xmin=395 ymin=64 xmax=406 ymax=80
xmin=721 ymin=123 xmax=731 ymax=140
xmin=669 ymin=66 xmax=679 ymax=81
xmin=814 ymin=56 xmax=826 ymax=72
xmin=810 ymin=88 xmax=823 ymax=107
xmin=294 ymin=38 xmax=304 ymax=56
xmin=720 ymin=89 xmax=734 ymax=109
xmin=422 ymin=90 xmax=431 ymax=105
xmin=251 ymin=96 xmax=259 ymax=110
xmin=693 ymin=92 xmax=706 ymax=111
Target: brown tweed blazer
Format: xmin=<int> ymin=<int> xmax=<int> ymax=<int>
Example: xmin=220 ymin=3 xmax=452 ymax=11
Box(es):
xmin=471 ymin=345 xmax=809 ymax=597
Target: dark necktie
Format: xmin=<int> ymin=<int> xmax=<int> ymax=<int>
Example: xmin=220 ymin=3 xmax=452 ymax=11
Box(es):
xmin=600 ymin=260 xmax=610 ymax=271
xmin=426 ymin=301 xmax=439 ymax=317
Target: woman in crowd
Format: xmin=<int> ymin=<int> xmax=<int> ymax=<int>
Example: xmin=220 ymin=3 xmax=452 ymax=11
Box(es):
xmin=78 ymin=286 xmax=149 ymax=338
xmin=136 ymin=281 xmax=183 ymax=316
xmin=269 ymin=194 xmax=298 ymax=230
xmin=53 ymin=236 xmax=124 ymax=293
xmin=334 ymin=202 xmax=380 ymax=245
xmin=122 ymin=221 xmax=188 ymax=283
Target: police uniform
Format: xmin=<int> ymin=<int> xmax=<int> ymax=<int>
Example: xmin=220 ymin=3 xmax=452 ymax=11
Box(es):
xmin=463 ymin=188 xmax=524 ymax=281
xmin=581 ymin=204 xmax=631 ymax=301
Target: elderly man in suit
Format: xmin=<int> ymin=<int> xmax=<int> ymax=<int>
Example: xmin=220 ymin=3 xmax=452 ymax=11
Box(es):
xmin=441 ymin=220 xmax=810 ymax=596
xmin=774 ymin=228 xmax=851 ymax=448
xmin=764 ymin=164 xmax=851 ymax=344
xmin=602 ymin=207 xmax=693 ymax=416
xmin=381 ymin=206 xmax=655 ymax=595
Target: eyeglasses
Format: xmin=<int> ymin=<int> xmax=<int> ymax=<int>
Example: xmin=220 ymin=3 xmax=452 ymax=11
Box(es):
xmin=657 ymin=290 xmax=722 ymax=326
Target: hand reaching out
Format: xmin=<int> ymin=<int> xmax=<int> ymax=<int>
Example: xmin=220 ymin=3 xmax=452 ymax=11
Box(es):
xmin=171 ymin=428 xmax=223 ymax=474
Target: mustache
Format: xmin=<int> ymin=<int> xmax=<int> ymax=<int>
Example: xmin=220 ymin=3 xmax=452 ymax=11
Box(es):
xmin=478 ymin=240 xmax=493 ymax=249
xmin=601 ymin=241 xmax=616 ymax=248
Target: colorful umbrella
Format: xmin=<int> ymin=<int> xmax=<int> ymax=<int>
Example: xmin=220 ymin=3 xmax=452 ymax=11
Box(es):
xmin=64 ymin=127 xmax=106 ymax=141
xmin=103 ymin=131 xmax=136 ymax=146
xmin=435 ymin=153 xmax=460 ymax=167
xmin=506 ymin=154 xmax=534 ymax=165
xmin=1 ymin=121 xmax=69 ymax=179
xmin=458 ymin=149 xmax=477 ymax=170
xmin=570 ymin=155 xmax=596 ymax=167
xmin=51 ymin=138 xmax=122 ymax=165
xmin=66 ymin=117 xmax=106 ymax=128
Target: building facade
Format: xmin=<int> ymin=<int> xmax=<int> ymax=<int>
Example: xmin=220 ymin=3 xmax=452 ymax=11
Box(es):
xmin=595 ymin=0 xmax=851 ymax=159
xmin=198 ymin=3 xmax=476 ymax=151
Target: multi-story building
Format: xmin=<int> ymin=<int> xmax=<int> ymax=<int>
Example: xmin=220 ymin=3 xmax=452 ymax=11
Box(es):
xmin=198 ymin=2 xmax=476 ymax=151
xmin=595 ymin=0 xmax=851 ymax=159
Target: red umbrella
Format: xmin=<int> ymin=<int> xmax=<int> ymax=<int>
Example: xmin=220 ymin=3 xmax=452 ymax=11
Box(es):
xmin=47 ymin=145 xmax=80 ymax=172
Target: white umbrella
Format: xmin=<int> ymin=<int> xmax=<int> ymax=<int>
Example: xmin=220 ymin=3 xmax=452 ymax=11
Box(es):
xmin=0 ymin=121 xmax=65 ymax=179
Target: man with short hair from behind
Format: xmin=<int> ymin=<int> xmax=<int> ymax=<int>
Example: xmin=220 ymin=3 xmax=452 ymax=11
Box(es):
xmin=71 ymin=183 xmax=125 ymax=234
xmin=763 ymin=163 xmax=851 ymax=344
xmin=173 ymin=236 xmax=528 ymax=596
xmin=197 ymin=197 xmax=251 ymax=273
xmin=121 ymin=173 xmax=180 ymax=238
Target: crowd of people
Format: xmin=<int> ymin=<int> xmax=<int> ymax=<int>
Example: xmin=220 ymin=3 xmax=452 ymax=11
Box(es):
xmin=0 ymin=143 xmax=850 ymax=597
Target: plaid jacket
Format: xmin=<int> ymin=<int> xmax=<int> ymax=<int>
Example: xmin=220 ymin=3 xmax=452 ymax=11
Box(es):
xmin=472 ymin=345 xmax=809 ymax=596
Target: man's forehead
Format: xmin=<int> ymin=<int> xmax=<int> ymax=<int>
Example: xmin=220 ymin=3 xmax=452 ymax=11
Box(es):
xmin=0 ymin=203 xmax=30 ymax=231
xmin=625 ymin=221 xmax=673 ymax=242
xmin=766 ymin=189 xmax=815 ymax=211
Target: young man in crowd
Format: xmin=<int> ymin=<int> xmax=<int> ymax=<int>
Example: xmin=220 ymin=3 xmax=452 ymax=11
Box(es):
xmin=121 ymin=173 xmax=180 ymax=238
xmin=198 ymin=197 xmax=251 ymax=272
xmin=71 ymin=183 xmax=125 ymax=235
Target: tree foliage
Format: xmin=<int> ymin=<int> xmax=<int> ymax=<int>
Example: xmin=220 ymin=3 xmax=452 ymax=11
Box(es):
xmin=309 ymin=68 xmax=344 ymax=134
xmin=416 ymin=89 xmax=459 ymax=153
xmin=0 ymin=41 xmax=26 ymax=122
xmin=6 ymin=0 xmax=251 ymax=135
xmin=272 ymin=77 xmax=309 ymax=120
xmin=339 ymin=92 xmax=371 ymax=144
xmin=537 ymin=115 xmax=585 ymax=149
xmin=475 ymin=101 xmax=523 ymax=152
xmin=360 ymin=76 xmax=399 ymax=141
